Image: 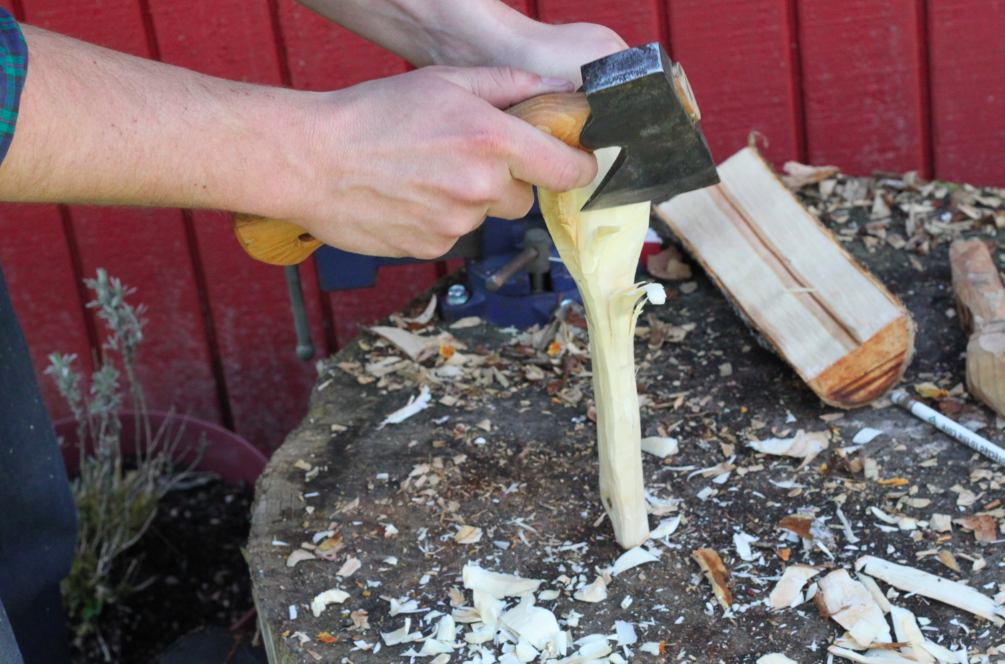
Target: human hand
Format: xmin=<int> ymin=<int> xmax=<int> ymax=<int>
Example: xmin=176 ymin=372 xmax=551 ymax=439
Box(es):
xmin=490 ymin=20 xmax=629 ymax=88
xmin=274 ymin=66 xmax=598 ymax=259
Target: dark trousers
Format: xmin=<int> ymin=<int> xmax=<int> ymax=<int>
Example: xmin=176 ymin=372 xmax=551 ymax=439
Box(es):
xmin=0 ymin=261 xmax=77 ymax=664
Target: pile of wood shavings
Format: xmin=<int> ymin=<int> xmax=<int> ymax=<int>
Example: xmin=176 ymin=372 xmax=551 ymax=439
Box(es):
xmin=262 ymin=169 xmax=1005 ymax=664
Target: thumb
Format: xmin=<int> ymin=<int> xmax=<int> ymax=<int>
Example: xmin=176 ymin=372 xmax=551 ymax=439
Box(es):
xmin=429 ymin=66 xmax=575 ymax=110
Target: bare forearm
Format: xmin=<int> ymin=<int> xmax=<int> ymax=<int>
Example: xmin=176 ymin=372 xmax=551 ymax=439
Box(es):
xmin=293 ymin=0 xmax=530 ymax=68
xmin=0 ymin=26 xmax=316 ymax=218
xmin=294 ymin=0 xmax=627 ymax=87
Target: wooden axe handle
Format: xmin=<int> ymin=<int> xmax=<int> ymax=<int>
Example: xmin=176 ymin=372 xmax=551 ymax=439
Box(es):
xmin=232 ymin=92 xmax=592 ymax=266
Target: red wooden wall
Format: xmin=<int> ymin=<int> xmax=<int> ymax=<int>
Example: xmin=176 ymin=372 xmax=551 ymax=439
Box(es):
xmin=0 ymin=0 xmax=1002 ymax=454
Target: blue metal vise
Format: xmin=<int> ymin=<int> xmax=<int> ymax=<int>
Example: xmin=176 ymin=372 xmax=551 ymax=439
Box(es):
xmin=313 ymin=204 xmax=581 ymax=330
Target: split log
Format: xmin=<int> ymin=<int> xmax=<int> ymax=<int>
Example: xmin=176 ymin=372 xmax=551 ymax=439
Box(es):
xmin=949 ymin=239 xmax=1005 ymax=417
xmin=655 ymin=147 xmax=914 ymax=408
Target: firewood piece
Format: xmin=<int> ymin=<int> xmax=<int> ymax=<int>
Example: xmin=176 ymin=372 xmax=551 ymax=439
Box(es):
xmin=655 ymin=147 xmax=915 ymax=408
xmin=949 ymin=239 xmax=1005 ymax=417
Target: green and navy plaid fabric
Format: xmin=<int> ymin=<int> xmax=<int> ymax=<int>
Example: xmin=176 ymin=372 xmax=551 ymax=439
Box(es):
xmin=0 ymin=9 xmax=25 ymax=167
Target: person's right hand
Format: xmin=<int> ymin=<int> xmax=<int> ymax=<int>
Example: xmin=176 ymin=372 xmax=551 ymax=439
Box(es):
xmin=270 ymin=66 xmax=598 ymax=259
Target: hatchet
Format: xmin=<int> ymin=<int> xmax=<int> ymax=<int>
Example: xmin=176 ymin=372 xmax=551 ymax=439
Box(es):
xmin=231 ymin=43 xmax=718 ymax=266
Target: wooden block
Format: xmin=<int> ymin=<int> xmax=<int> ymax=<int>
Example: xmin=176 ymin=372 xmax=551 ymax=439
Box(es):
xmin=667 ymin=0 xmax=804 ymax=168
xmin=655 ymin=147 xmax=914 ymax=408
xmin=798 ymin=0 xmax=930 ymax=176
xmin=928 ymin=0 xmax=1005 ymax=186
xmin=949 ymin=239 xmax=1005 ymax=418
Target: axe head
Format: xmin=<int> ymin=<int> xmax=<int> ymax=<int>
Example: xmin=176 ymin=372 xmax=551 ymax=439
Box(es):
xmin=578 ymin=43 xmax=719 ymax=211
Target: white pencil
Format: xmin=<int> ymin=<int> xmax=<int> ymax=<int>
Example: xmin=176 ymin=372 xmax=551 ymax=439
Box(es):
xmin=890 ymin=391 xmax=1005 ymax=466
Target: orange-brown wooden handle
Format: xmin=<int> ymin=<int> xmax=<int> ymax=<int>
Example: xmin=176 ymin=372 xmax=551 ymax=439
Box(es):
xmin=231 ymin=92 xmax=592 ymax=266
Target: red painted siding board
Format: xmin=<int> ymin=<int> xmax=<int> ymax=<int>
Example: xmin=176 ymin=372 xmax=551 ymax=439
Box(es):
xmin=147 ymin=0 xmax=330 ymax=452
xmin=502 ymin=0 xmax=535 ymax=16
xmin=69 ymin=206 xmax=221 ymax=422
xmin=668 ymin=0 xmax=803 ymax=168
xmin=928 ymin=0 xmax=1005 ymax=186
xmin=278 ymin=0 xmax=408 ymax=91
xmin=798 ymin=0 xmax=930 ymax=176
xmin=148 ymin=0 xmax=280 ymax=83
xmin=187 ymin=210 xmax=328 ymax=453
xmin=0 ymin=204 xmax=94 ymax=420
xmin=19 ymin=0 xmax=147 ymax=56
xmin=537 ymin=0 xmax=662 ymax=48
xmin=14 ymin=0 xmax=223 ymax=424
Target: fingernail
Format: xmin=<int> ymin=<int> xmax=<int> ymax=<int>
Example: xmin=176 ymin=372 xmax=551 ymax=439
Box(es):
xmin=542 ymin=76 xmax=574 ymax=91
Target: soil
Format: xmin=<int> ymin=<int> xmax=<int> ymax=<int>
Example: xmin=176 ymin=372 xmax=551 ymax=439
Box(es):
xmin=248 ymin=179 xmax=1004 ymax=664
xmin=71 ymin=478 xmax=257 ymax=664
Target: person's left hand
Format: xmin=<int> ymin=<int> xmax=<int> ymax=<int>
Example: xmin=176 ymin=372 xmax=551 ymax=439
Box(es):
xmin=487 ymin=20 xmax=629 ymax=88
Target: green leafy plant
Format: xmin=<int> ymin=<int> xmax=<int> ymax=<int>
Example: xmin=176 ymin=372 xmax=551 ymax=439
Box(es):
xmin=46 ymin=269 xmax=203 ymax=652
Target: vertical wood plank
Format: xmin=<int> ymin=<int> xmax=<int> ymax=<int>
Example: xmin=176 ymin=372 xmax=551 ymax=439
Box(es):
xmin=277 ymin=0 xmax=450 ymax=350
xmin=0 ymin=204 xmax=95 ymax=420
xmin=667 ymin=0 xmax=804 ymax=168
xmin=537 ymin=0 xmax=662 ymax=48
xmin=277 ymin=0 xmax=407 ymax=91
xmin=146 ymin=0 xmax=332 ymax=452
xmin=16 ymin=0 xmax=222 ymax=421
xmin=928 ymin=0 xmax=1005 ymax=186
xmin=69 ymin=206 xmax=221 ymax=422
xmin=798 ymin=0 xmax=930 ymax=176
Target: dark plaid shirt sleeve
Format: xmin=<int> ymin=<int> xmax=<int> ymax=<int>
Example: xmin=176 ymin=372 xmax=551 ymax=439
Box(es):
xmin=0 ymin=8 xmax=25 ymax=168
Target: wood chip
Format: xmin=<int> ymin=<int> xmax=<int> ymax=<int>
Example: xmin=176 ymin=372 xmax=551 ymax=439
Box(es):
xmin=954 ymin=514 xmax=998 ymax=543
xmin=692 ymin=547 xmax=732 ymax=610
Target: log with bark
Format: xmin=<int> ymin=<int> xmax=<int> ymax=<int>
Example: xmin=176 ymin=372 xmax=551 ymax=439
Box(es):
xmin=654 ymin=147 xmax=915 ymax=408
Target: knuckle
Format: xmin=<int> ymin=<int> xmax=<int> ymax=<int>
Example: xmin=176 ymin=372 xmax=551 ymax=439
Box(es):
xmin=457 ymin=169 xmax=502 ymax=205
xmin=551 ymin=157 xmax=583 ymax=192
xmin=492 ymin=65 xmax=522 ymax=89
xmin=443 ymin=213 xmax=479 ymax=238
xmin=500 ymin=187 xmax=535 ymax=220
xmin=467 ymin=122 xmax=510 ymax=156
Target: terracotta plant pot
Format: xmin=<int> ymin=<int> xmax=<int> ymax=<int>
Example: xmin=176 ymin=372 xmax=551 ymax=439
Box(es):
xmin=54 ymin=410 xmax=267 ymax=485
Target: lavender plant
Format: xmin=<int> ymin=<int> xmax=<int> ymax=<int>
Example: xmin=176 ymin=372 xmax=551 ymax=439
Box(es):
xmin=46 ymin=269 xmax=203 ymax=652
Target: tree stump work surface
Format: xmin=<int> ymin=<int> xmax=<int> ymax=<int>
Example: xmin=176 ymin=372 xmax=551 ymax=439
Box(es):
xmin=249 ymin=178 xmax=1005 ymax=664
